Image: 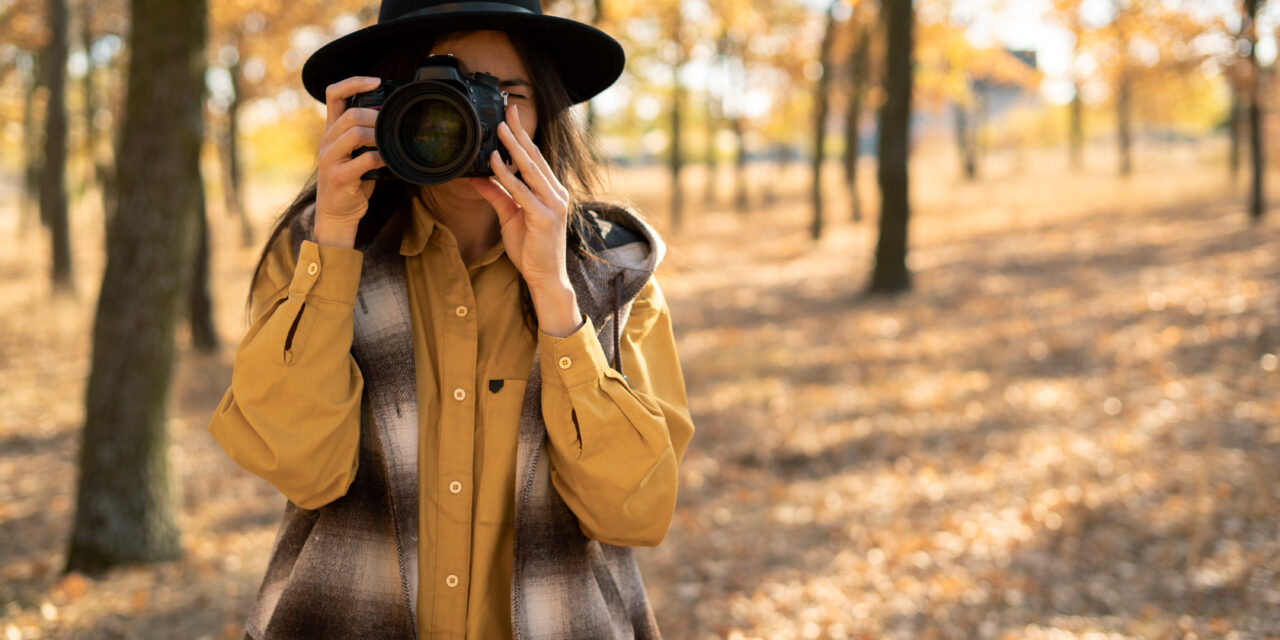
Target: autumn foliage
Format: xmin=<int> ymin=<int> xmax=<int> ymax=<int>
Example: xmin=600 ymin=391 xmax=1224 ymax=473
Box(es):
xmin=1 ymin=0 xmax=1278 ymax=637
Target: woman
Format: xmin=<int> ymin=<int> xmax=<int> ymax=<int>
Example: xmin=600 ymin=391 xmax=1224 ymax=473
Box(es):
xmin=208 ymin=1 xmax=695 ymax=638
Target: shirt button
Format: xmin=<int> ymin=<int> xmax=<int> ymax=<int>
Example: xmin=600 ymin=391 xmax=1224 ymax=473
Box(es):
xmin=306 ymin=262 xmax=319 ymax=276
xmin=455 ymin=305 xmax=468 ymax=318
xmin=449 ymin=480 xmax=462 ymax=494
xmin=445 ymin=574 xmax=459 ymax=588
xmin=453 ymin=388 xmax=466 ymax=402
xmin=558 ymin=356 xmax=573 ymax=370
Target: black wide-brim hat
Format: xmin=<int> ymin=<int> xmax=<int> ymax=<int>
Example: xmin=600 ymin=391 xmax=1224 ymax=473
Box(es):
xmin=302 ymin=0 xmax=625 ymax=106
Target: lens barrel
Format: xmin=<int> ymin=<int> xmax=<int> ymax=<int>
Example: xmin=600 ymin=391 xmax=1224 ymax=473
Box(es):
xmin=349 ymin=58 xmax=509 ymax=186
xmin=376 ymin=81 xmax=480 ymax=186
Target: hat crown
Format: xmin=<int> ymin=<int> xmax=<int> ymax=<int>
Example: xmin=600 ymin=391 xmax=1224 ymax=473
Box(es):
xmin=303 ymin=0 xmax=621 ymax=106
xmin=379 ymin=0 xmax=543 ymax=23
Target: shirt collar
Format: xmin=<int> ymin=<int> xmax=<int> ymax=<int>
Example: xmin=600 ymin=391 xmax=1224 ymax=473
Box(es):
xmin=469 ymin=241 xmax=508 ymax=270
xmin=398 ymin=190 xmax=438 ymax=257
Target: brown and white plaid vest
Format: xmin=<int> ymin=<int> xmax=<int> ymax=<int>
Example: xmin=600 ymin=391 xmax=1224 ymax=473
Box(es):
xmin=241 ymin=200 xmax=665 ymax=639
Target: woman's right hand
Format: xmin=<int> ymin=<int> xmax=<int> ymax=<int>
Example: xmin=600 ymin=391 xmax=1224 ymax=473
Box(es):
xmin=314 ymin=76 xmax=386 ymax=248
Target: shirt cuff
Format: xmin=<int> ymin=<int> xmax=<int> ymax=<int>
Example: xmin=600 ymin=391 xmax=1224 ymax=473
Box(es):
xmin=289 ymin=240 xmax=363 ymax=306
xmin=539 ymin=315 xmax=611 ymax=389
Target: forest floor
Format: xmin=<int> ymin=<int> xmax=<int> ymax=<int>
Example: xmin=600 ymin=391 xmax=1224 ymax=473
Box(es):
xmin=2 ymin=143 xmax=1279 ymax=639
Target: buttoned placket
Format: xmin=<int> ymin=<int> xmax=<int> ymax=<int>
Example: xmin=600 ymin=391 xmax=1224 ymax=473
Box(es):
xmin=434 ymin=236 xmax=479 ymax=629
xmin=403 ymin=197 xmax=520 ymax=636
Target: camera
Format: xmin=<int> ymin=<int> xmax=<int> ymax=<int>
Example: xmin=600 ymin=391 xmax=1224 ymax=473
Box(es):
xmin=348 ymin=55 xmax=510 ymax=185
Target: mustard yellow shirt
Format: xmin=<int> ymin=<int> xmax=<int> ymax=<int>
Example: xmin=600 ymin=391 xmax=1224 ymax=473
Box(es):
xmin=209 ymin=193 xmax=694 ymax=639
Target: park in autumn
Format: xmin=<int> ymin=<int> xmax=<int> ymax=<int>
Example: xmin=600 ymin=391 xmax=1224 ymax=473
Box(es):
xmin=2 ymin=0 xmax=1279 ymax=638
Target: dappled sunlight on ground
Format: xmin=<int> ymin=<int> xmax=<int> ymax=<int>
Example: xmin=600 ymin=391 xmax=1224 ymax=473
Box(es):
xmin=638 ymin=148 xmax=1279 ymax=639
xmin=2 ymin=144 xmax=1278 ymax=638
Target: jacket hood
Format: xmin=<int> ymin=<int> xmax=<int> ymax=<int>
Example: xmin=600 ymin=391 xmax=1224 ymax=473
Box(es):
xmin=568 ymin=201 xmax=664 ymax=321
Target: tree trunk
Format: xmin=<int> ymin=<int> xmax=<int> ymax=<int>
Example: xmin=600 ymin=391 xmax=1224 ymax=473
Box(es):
xmin=1117 ymin=74 xmax=1132 ymax=177
xmin=846 ymin=20 xmax=869 ymax=223
xmin=954 ymin=99 xmax=977 ymax=181
xmin=189 ymin=187 xmax=218 ymax=352
xmin=869 ymin=0 xmax=913 ymax=294
xmin=42 ymin=0 xmax=73 ymax=293
xmin=31 ymin=50 xmax=50 ymax=231
xmin=1229 ymin=83 xmax=1242 ymax=181
xmin=669 ymin=7 xmax=684 ymax=232
xmin=222 ymin=55 xmax=253 ymax=247
xmin=65 ymin=0 xmax=207 ymax=574
xmin=80 ymin=0 xmax=97 ymax=197
xmin=1246 ymin=0 xmax=1266 ymax=220
xmin=975 ymin=85 xmax=990 ymax=172
xmin=762 ymin=148 xmax=775 ymax=206
xmin=703 ymin=83 xmax=718 ymax=207
xmin=704 ymin=33 xmax=726 ymax=208
xmin=20 ymin=53 xmax=42 ymax=237
xmin=733 ymin=116 xmax=749 ymax=212
xmin=1070 ymin=81 xmax=1083 ymax=171
xmin=1068 ymin=13 xmax=1084 ymax=173
xmin=1113 ymin=1 xmax=1133 ymax=178
xmin=99 ymin=33 xmax=125 ymax=238
xmin=1248 ymin=83 xmax=1265 ymax=219
xmin=811 ymin=0 xmax=838 ymax=241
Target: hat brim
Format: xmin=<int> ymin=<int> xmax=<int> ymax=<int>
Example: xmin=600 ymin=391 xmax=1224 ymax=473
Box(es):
xmin=301 ymin=13 xmax=625 ymax=106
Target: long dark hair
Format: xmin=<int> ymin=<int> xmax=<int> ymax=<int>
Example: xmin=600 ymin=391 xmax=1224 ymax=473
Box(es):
xmin=247 ymin=29 xmax=613 ymax=332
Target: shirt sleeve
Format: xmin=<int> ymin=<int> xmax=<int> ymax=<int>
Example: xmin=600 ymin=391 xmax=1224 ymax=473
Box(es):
xmin=539 ymin=276 xmax=695 ymax=546
xmin=208 ymin=227 xmax=366 ymax=510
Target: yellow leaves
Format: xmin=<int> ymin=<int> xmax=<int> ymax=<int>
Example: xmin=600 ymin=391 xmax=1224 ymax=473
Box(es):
xmin=915 ymin=18 xmax=1041 ymax=112
xmin=207 ymin=0 xmax=375 ymax=102
xmin=1054 ymin=0 xmax=1222 ymax=119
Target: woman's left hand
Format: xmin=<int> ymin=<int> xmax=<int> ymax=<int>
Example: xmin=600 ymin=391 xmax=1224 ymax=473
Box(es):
xmin=470 ymin=104 xmax=582 ymax=336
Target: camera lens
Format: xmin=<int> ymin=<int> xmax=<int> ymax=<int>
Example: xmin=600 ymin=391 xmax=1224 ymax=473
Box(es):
xmin=401 ymin=98 xmax=468 ymax=168
xmin=371 ymin=63 xmax=495 ymax=185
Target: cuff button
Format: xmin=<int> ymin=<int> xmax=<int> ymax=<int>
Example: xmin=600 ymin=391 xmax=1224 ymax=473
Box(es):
xmin=558 ymin=356 xmax=573 ymax=370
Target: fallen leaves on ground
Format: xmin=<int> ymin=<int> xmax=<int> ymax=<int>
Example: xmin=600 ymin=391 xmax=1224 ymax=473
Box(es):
xmin=1 ymin=147 xmax=1278 ymax=638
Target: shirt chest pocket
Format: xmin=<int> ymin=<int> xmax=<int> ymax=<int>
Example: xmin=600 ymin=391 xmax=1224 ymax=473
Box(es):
xmin=477 ymin=378 xmax=527 ymax=525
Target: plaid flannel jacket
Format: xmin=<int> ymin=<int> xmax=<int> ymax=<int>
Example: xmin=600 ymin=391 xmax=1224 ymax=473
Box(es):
xmin=241 ymin=200 xmax=666 ymax=639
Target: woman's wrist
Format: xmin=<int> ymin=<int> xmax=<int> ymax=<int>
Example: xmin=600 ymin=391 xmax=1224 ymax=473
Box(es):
xmin=313 ymin=218 xmax=359 ymax=248
xmin=529 ymin=279 xmax=583 ymax=338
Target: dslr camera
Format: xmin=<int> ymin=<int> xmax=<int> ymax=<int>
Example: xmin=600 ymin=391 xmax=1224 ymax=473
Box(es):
xmin=348 ymin=55 xmax=511 ymax=185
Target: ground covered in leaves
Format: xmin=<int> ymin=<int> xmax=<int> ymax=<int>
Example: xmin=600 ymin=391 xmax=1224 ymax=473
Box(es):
xmin=2 ymin=145 xmax=1279 ymax=639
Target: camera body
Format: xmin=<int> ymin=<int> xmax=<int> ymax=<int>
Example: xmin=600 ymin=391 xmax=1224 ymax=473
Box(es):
xmin=348 ymin=55 xmax=510 ymax=186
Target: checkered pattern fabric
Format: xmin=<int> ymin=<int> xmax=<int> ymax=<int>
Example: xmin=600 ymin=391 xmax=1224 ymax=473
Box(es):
xmin=241 ymin=200 xmax=664 ymax=639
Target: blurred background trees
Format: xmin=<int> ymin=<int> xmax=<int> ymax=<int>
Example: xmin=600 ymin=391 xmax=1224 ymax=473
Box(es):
xmin=3 ymin=0 xmax=1265 ymax=242
xmin=64 ymin=0 xmax=207 ymax=572
xmin=39 ymin=0 xmax=70 ymax=292
xmin=1242 ymin=0 xmax=1268 ymax=219
xmin=0 ymin=0 xmax=1275 ymax=576
xmin=869 ymin=0 xmax=914 ymax=293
